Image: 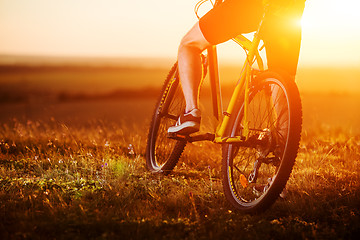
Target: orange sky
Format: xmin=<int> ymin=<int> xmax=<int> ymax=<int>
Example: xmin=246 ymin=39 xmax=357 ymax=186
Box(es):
xmin=0 ymin=0 xmax=359 ymax=67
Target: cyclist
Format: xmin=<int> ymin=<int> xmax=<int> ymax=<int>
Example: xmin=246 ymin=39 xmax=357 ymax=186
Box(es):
xmin=168 ymin=0 xmax=306 ymax=135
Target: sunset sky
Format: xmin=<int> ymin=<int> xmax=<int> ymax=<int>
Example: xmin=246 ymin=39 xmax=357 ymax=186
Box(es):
xmin=0 ymin=0 xmax=360 ymax=67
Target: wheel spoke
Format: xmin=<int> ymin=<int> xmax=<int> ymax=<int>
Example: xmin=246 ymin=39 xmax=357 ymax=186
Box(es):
xmin=160 ymin=113 xmax=178 ymax=121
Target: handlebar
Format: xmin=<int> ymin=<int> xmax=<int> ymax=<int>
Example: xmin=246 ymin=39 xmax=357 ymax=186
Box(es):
xmin=195 ymin=0 xmax=223 ymax=19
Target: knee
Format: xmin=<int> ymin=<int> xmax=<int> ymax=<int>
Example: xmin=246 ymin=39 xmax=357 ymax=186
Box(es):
xmin=178 ymin=23 xmax=210 ymax=55
xmin=178 ymin=35 xmax=203 ymax=55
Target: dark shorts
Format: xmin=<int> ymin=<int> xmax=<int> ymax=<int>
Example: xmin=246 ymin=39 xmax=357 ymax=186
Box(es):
xmin=199 ymin=0 xmax=263 ymax=45
xmin=199 ymin=0 xmax=306 ymax=76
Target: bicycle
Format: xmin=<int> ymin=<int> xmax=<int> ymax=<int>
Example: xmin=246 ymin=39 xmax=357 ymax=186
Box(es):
xmin=145 ymin=0 xmax=302 ymax=213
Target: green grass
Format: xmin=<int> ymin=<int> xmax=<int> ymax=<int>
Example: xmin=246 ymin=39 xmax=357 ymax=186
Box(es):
xmin=0 ymin=117 xmax=359 ymax=240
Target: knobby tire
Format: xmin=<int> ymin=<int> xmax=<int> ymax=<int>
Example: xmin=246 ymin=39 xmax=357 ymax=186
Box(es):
xmin=146 ymin=62 xmax=186 ymax=174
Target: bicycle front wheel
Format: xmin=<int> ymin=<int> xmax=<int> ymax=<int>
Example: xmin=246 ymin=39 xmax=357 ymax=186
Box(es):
xmin=146 ymin=62 xmax=186 ymax=174
xmin=222 ymin=70 xmax=302 ymax=213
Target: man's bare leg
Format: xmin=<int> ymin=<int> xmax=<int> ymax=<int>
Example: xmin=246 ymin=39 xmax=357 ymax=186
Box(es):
xmin=177 ymin=22 xmax=211 ymax=113
xmin=167 ymin=22 xmax=212 ymax=135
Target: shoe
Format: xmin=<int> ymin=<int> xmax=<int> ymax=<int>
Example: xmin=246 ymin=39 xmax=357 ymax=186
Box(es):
xmin=168 ymin=109 xmax=201 ymax=135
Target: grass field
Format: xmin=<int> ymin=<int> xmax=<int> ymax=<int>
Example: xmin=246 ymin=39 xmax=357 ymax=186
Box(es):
xmin=0 ymin=60 xmax=359 ymax=239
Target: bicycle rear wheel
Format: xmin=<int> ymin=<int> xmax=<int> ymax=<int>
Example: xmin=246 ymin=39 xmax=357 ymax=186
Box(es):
xmin=146 ymin=62 xmax=186 ymax=174
xmin=222 ymin=70 xmax=302 ymax=213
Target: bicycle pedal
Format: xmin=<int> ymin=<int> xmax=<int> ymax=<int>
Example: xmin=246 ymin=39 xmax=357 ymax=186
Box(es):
xmin=167 ymin=132 xmax=189 ymax=141
xmin=167 ymin=132 xmax=215 ymax=142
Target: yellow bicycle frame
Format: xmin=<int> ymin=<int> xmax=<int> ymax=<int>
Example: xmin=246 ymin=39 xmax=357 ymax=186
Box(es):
xmin=207 ymin=12 xmax=266 ymax=144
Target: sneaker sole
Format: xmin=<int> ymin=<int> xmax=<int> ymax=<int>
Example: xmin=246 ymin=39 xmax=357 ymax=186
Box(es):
xmin=167 ymin=121 xmax=200 ymax=135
